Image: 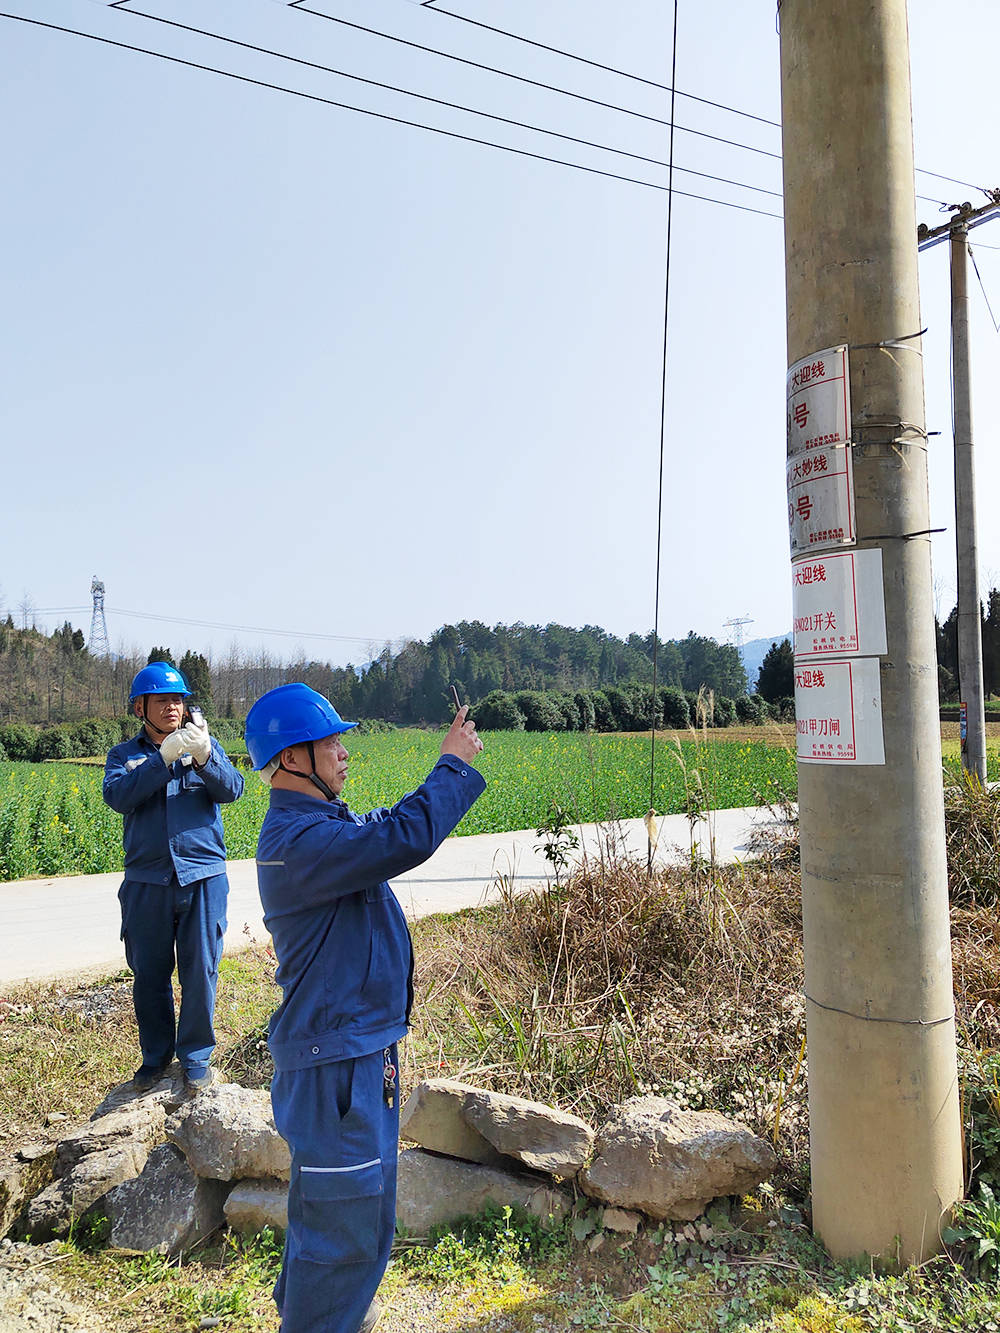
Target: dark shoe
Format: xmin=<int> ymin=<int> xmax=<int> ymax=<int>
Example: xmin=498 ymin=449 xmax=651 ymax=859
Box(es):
xmin=360 ymin=1300 xmax=383 ymax=1333
xmin=132 ymin=1062 xmax=170 ymax=1092
xmin=183 ymin=1066 xmax=216 ymax=1093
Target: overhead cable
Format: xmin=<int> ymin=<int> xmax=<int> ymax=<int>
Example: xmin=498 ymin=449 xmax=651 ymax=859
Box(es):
xmin=407 ymin=0 xmax=986 ymax=196
xmin=105 ymin=3 xmax=782 ymax=199
xmin=968 ymin=245 xmax=1000 ymax=333
xmin=31 ymin=602 xmax=387 ymax=645
xmin=1 ymin=12 xmax=783 ymax=217
xmin=412 ymin=0 xmax=783 ymax=129
xmin=283 ymin=1 xmax=784 ymax=162
xmin=648 ymin=0 xmax=680 ymax=858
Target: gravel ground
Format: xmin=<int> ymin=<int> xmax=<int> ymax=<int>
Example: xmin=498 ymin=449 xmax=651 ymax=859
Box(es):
xmin=0 ymin=1240 xmax=97 ymax=1332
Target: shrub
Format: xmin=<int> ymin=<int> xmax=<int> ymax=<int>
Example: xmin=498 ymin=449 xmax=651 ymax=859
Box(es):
xmin=70 ymin=718 xmax=121 ymax=756
xmin=0 ymin=738 xmax=7 ymax=761
xmin=0 ymin=724 xmax=38 ymax=762
xmin=659 ymin=687 xmax=689 ymax=729
xmin=512 ymin=691 xmax=565 ymax=732
xmin=713 ymin=695 xmax=736 ymax=728
xmin=589 ymin=690 xmax=614 ymax=731
xmin=351 ymin=718 xmax=393 ymax=735
xmin=473 ymin=691 xmax=525 ymax=731
xmin=553 ymin=693 xmax=580 ymax=731
xmin=620 ymin=683 xmax=661 ymax=732
xmin=598 ymin=688 xmax=626 ymax=730
xmin=574 ymin=691 xmax=596 ymax=732
xmin=36 ymin=728 xmax=74 ymax=761
xmin=205 ymin=717 xmax=244 ymax=748
xmin=735 ymin=694 xmax=768 ymax=725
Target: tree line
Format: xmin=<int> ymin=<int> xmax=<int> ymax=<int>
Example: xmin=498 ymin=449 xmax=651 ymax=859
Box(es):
xmin=0 ymin=615 xmax=750 ymax=729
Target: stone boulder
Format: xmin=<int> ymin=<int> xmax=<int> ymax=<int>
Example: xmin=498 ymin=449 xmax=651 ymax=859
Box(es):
xmin=224 ymin=1179 xmax=288 ymax=1236
xmin=396 ymin=1148 xmax=571 ymax=1233
xmin=578 ymin=1096 xmax=776 ymax=1221
xmin=0 ymin=1146 xmax=57 ymax=1239
xmin=22 ymin=1142 xmax=152 ymax=1241
xmin=56 ymin=1102 xmax=166 ymax=1176
xmin=463 ymin=1088 xmax=594 ymax=1179
xmin=399 ymin=1080 xmax=507 ymax=1167
xmin=90 ymin=1064 xmax=197 ymax=1120
xmin=401 ymin=1079 xmax=594 ymax=1178
xmin=166 ymin=1084 xmax=290 ymax=1182
xmin=104 ymin=1145 xmax=229 ymax=1255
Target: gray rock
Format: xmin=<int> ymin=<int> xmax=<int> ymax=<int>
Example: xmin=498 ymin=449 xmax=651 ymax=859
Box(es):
xmin=23 ymin=1142 xmax=151 ymax=1240
xmin=578 ymin=1096 xmax=777 ymax=1221
xmin=396 ymin=1148 xmax=571 ymax=1234
xmin=91 ymin=1064 xmax=196 ymax=1120
xmin=399 ymin=1080 xmax=507 ymax=1167
xmin=601 ymin=1206 xmax=642 ymax=1234
xmin=166 ymin=1084 xmax=290 ymax=1182
xmin=463 ymin=1088 xmax=594 ymax=1179
xmin=224 ymin=1178 xmax=288 ymax=1235
xmin=105 ymin=1145 xmax=229 ymax=1255
xmin=55 ymin=1102 xmax=166 ymax=1176
xmin=0 ymin=1150 xmax=57 ymax=1239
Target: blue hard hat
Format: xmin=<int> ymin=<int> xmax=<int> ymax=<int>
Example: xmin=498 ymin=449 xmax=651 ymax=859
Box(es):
xmin=245 ymin=682 xmax=357 ymax=770
xmin=129 ymin=662 xmax=191 ymax=702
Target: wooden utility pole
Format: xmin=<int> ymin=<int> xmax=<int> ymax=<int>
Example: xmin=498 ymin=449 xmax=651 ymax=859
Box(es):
xmin=780 ymin=0 xmax=963 ymax=1263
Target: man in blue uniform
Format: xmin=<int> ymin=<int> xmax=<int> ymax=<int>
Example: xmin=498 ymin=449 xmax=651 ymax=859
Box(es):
xmin=245 ymin=682 xmax=486 ymax=1333
xmin=103 ymin=661 xmax=244 ymax=1092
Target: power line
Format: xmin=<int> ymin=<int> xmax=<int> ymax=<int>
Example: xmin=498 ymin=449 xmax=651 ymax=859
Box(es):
xmin=413 ymin=0 xmax=986 ymax=198
xmin=968 ymin=244 xmax=1000 ymax=333
xmin=33 ymin=603 xmax=387 ymax=645
xmin=285 ymin=1 xmax=785 ymax=163
xmin=105 ymin=2 xmax=782 ymax=200
xmin=1 ymin=12 xmax=784 ymax=217
xmin=408 ymin=0 xmax=987 ymax=198
xmin=648 ymin=0 xmax=680 ymax=853
xmin=415 ymin=0 xmax=783 ymax=130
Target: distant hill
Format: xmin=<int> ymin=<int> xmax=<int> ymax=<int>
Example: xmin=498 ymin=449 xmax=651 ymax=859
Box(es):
xmin=740 ymin=632 xmax=792 ymax=692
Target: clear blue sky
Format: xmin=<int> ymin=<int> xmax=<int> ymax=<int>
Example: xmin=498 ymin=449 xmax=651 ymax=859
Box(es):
xmin=2 ymin=0 xmax=997 ymax=667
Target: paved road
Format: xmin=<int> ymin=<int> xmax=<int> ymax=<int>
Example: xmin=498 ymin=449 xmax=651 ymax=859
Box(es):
xmin=0 ymin=805 xmax=788 ymax=987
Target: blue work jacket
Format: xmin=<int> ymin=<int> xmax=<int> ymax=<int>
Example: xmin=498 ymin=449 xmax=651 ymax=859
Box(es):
xmin=257 ymin=754 xmax=486 ymax=1072
xmin=103 ymin=730 xmax=245 ymax=887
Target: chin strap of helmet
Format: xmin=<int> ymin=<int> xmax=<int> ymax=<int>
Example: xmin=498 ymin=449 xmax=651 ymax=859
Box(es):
xmin=138 ymin=695 xmax=173 ymax=741
xmin=278 ymin=740 xmax=337 ymax=802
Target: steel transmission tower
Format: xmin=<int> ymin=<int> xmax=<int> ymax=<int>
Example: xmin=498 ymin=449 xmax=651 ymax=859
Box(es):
xmin=89 ymin=576 xmax=110 ymax=657
xmin=724 ymin=614 xmax=754 ymax=663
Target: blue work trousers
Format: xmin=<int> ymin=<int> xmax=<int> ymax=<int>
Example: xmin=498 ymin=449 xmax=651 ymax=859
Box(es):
xmin=118 ymin=874 xmax=228 ymax=1073
xmin=271 ymin=1047 xmax=400 ymax=1333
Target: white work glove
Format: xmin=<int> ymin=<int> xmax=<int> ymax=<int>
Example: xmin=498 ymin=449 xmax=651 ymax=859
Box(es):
xmin=159 ymin=729 xmax=188 ymax=766
xmin=180 ymin=717 xmax=212 ymax=767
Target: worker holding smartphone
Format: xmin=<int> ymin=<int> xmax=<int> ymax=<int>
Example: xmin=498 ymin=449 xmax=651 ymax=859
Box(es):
xmin=103 ymin=662 xmax=244 ymax=1093
xmin=245 ymin=682 xmax=485 ymax=1333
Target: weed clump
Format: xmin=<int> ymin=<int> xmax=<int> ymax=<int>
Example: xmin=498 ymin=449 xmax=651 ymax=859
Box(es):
xmin=409 ymin=827 xmax=809 ymax=1171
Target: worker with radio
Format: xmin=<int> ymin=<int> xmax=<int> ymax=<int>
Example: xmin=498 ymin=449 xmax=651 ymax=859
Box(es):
xmin=103 ymin=661 xmax=244 ymax=1093
xmin=245 ymin=682 xmax=485 ymax=1333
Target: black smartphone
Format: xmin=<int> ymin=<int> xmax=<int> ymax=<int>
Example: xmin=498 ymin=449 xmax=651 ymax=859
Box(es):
xmin=186 ymin=703 xmax=204 ymax=727
xmin=450 ymin=685 xmax=462 ymax=715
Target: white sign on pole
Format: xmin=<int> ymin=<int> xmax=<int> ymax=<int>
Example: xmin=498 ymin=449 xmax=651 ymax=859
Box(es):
xmin=792 ymin=548 xmax=887 ymax=660
xmin=794 ymin=657 xmax=885 ymax=765
xmin=786 ymin=345 xmax=855 ymax=556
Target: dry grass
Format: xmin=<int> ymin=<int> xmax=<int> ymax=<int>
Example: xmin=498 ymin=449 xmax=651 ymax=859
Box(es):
xmin=406 ymin=830 xmax=811 ymax=1177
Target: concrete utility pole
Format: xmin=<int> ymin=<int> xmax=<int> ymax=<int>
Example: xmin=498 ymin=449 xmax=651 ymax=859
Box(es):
xmin=950 ymin=224 xmax=987 ymax=781
xmin=918 ymin=197 xmax=1000 ymax=782
xmin=780 ymin=0 xmax=963 ymax=1265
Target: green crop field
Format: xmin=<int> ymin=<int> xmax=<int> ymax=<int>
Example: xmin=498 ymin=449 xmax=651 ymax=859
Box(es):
xmin=0 ymin=729 xmax=798 ymax=883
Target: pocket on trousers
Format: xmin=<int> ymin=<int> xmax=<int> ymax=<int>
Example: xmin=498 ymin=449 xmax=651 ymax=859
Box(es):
xmin=296 ymin=1159 xmax=384 ymax=1265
